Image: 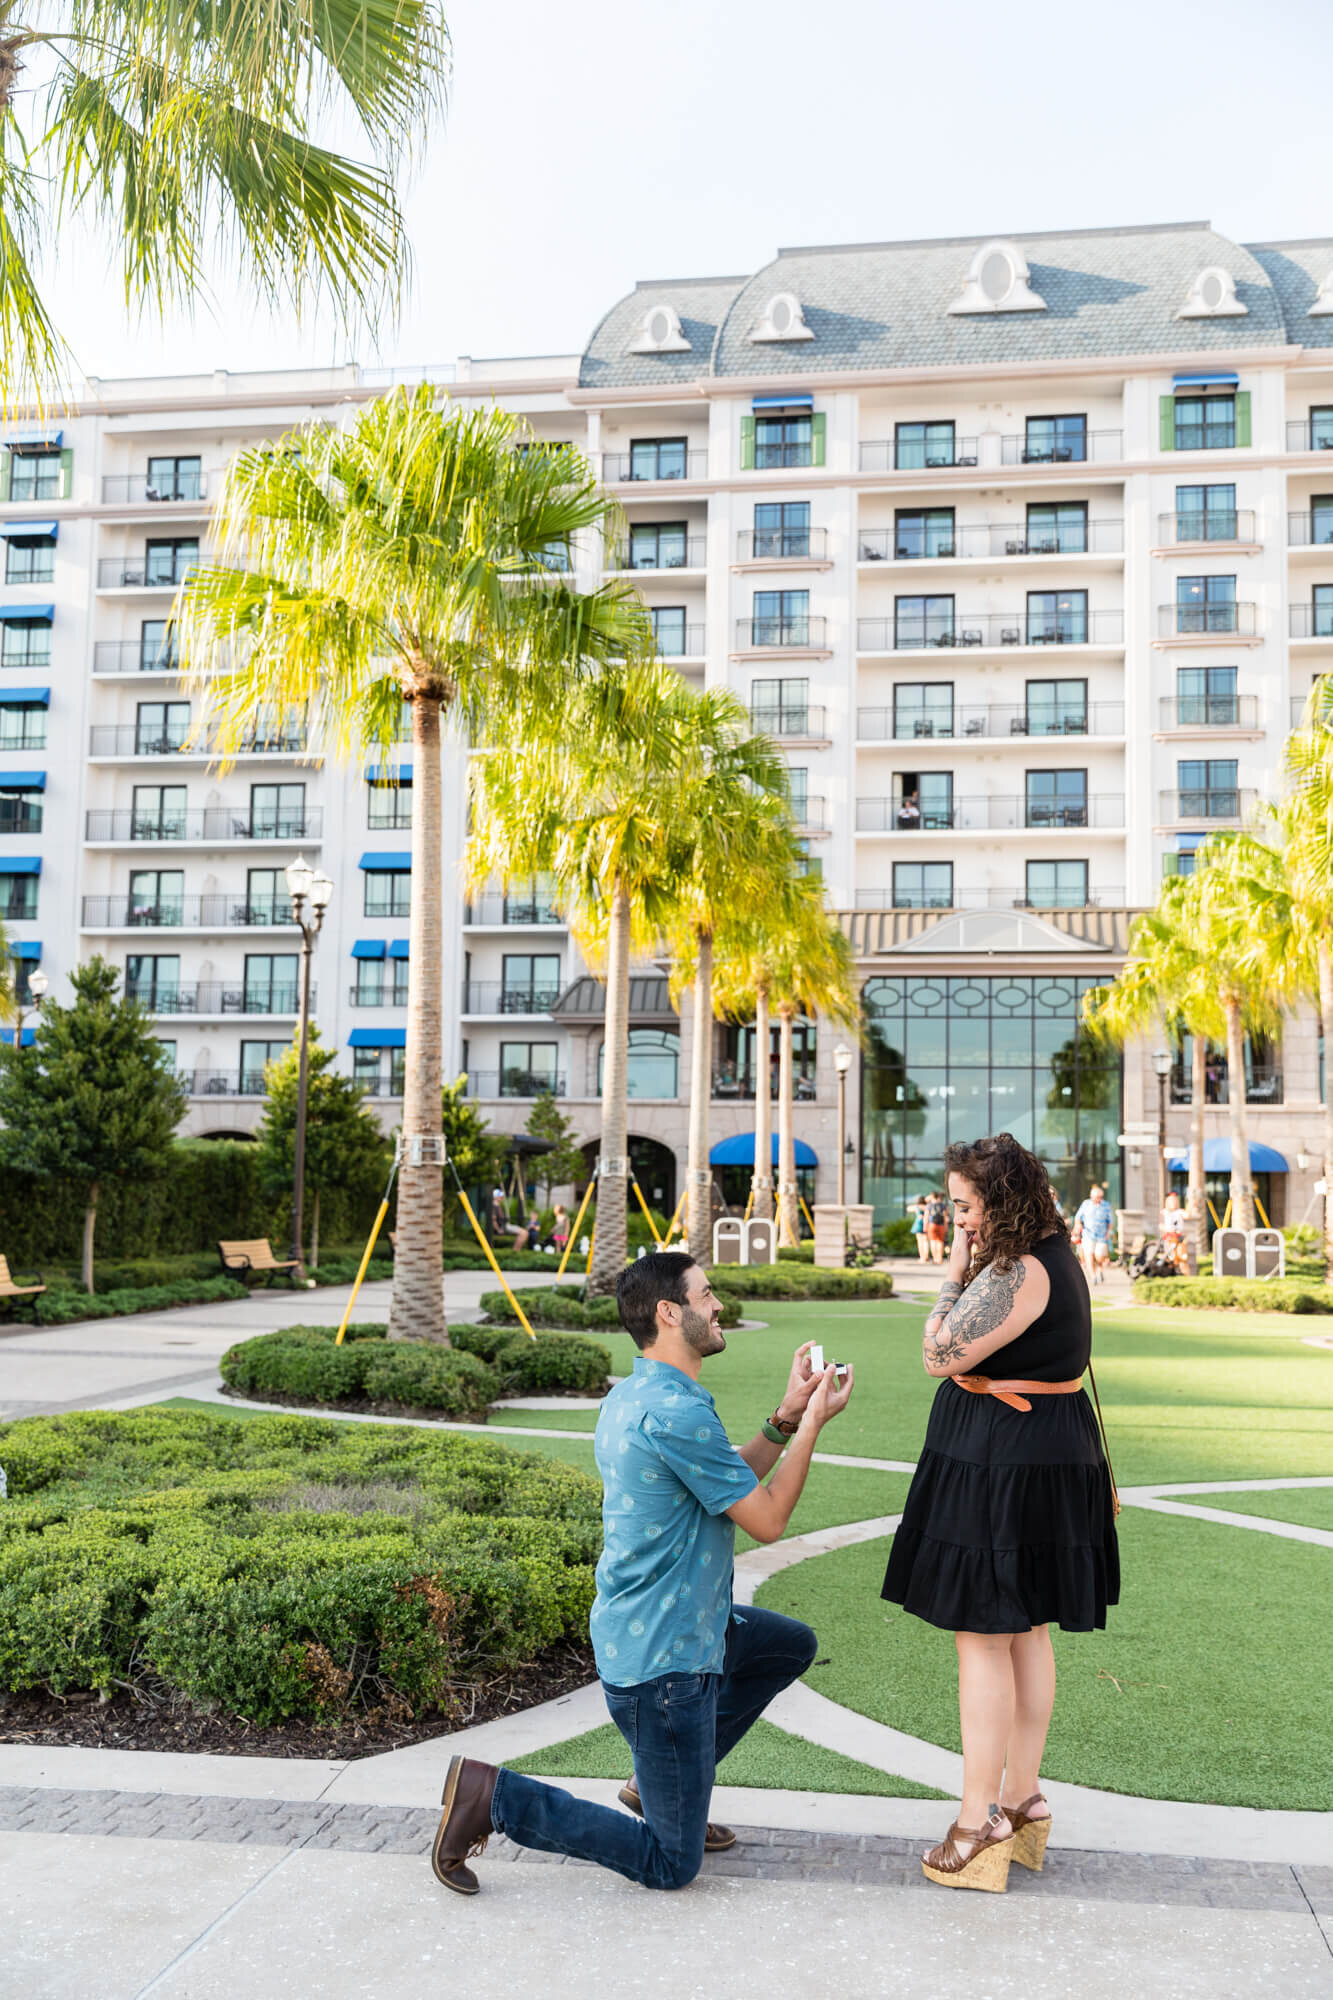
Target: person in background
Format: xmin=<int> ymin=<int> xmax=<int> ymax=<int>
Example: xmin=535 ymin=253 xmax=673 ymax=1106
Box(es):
xmin=925 ymin=1189 xmax=950 ymax=1263
xmin=1071 ymin=1184 xmax=1113 ymax=1287
xmin=896 ymin=789 xmax=922 ymax=831
xmin=911 ymin=1195 xmax=931 ymax=1262
xmin=490 ymin=1186 xmax=529 ymax=1252
xmin=549 ymin=1203 xmax=571 ymax=1252
xmin=1159 ymin=1190 xmax=1188 ymax=1272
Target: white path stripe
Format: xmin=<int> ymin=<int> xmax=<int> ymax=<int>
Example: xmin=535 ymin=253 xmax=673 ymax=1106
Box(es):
xmin=1124 ymin=1496 xmax=1333 ymax=1548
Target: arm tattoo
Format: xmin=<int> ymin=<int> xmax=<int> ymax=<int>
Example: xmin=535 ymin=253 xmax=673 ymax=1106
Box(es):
xmin=924 ymin=1280 xmax=962 ymax=1337
xmin=923 ymin=1260 xmax=1026 ymax=1370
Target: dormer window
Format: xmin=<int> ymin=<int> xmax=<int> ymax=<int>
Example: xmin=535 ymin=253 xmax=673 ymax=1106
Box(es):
xmin=1308 ymin=270 xmax=1333 ymax=318
xmin=750 ymin=291 xmax=814 ymax=343
xmin=1177 ymin=267 xmax=1246 ymax=318
xmin=627 ymin=303 xmax=691 ymax=354
xmin=947 ymin=240 xmax=1046 ymax=315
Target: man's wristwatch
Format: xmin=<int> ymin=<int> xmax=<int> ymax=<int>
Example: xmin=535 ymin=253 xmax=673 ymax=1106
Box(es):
xmin=762 ymin=1408 xmax=800 ymax=1444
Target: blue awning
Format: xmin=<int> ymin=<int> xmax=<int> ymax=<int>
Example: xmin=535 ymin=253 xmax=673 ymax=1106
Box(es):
xmin=1 ymin=857 xmax=41 ymax=874
xmin=365 ymin=761 xmax=413 ymax=782
xmin=709 ymin=1132 xmax=817 ymax=1168
xmin=1173 ymin=370 xmax=1239 ymax=389
xmin=388 ymin=939 xmax=410 ymax=959
xmin=752 ymin=393 xmax=813 ymax=409
xmin=1 ymin=689 xmax=50 ymax=707
xmin=349 ymin=1027 xmax=406 ymax=1048
xmin=0 ymin=770 xmax=44 ymax=789
xmin=0 ymin=1027 xmax=35 ymax=1046
xmin=359 ymin=851 xmax=411 ymax=871
xmin=351 ymin=939 xmax=385 ymax=959
xmin=8 ymin=940 xmax=40 ymax=958
xmin=0 ymin=604 xmax=53 ymax=624
xmin=3 ymin=432 xmax=61 ymax=449
xmin=0 ymin=522 xmax=57 ymax=541
xmin=1166 ymin=1138 xmax=1288 ymax=1173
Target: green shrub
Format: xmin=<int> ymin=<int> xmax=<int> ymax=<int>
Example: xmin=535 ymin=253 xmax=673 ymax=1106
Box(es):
xmin=480 ymin=1284 xmax=740 ymax=1331
xmin=778 ymin=1243 xmax=815 ymax=1263
xmin=219 ymin=1325 xmax=499 ymax=1418
xmin=1133 ymin=1276 xmax=1333 ymax=1313
xmin=706 ymin=1264 xmax=895 ymax=1301
xmin=876 ymin=1216 xmax=918 ymax=1256
xmin=22 ymin=1276 xmax=249 ymax=1326
xmin=449 ymin=1322 xmax=612 ymax=1393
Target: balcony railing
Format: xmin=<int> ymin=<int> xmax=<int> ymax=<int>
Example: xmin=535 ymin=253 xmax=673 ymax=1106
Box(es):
xmin=858 ymin=609 xmax=1123 ymax=651
xmin=1171 ymin=1066 xmax=1283 ymax=1107
xmin=367 ymin=800 xmax=412 ymax=831
xmin=792 ymin=795 xmax=827 ymax=831
xmin=1001 ymin=432 xmax=1122 ymax=465
xmin=1158 ymin=509 xmax=1256 ymax=544
xmin=97 ymin=555 xmax=204 ymax=589
xmin=92 ymin=640 xmax=181 ymax=674
xmin=1288 ymin=512 xmax=1333 ymax=547
xmin=734 ymin=615 xmax=828 ymax=650
xmin=859 ymin=438 xmax=979 ymax=472
xmin=857 ymin=701 xmax=1124 ymax=741
xmin=348 ymin=983 xmax=408 ymax=1007
xmin=88 ymin=724 xmax=308 ymax=757
xmin=1291 ymin=692 xmax=1333 ymax=728
xmin=1157 ymin=603 xmax=1257 ymax=638
xmin=1158 ymin=788 xmax=1257 ymax=825
xmin=604 ymin=451 xmax=707 ymax=482
xmin=858 ymin=520 xmax=1123 ymax=562
xmin=464 ymin=1070 xmax=566 ymax=1099
xmin=1290 ymin=604 xmax=1333 ymax=639
xmin=1287 ymin=420 xmax=1333 ymax=453
xmin=81 ymin=894 xmax=299 ymax=929
xmin=182 ymin=1068 xmax=272 ymax=1098
xmin=735 ymin=527 xmax=829 ymax=562
xmin=1158 ymin=695 xmax=1259 ymax=730
xmin=0 ymin=727 xmax=46 ymax=752
xmin=712 ymin=1067 xmax=817 ymax=1101
xmin=854 ymin=884 xmax=1126 ymax=910
xmin=653 ymin=622 xmax=706 ymax=657
xmin=131 ymin=982 xmax=308 ymax=1016
xmin=611 ymin=537 xmax=707 ymax=571
xmin=464 ymin=891 xmax=562 ymax=926
xmin=101 ymin=474 xmax=207 ymax=504
xmin=84 ymin=807 xmax=323 ymax=842
xmin=749 ymin=704 xmax=828 ymax=739
xmin=0 ymin=802 xmax=42 ymax=833
xmin=461 ymin=981 xmax=560 ymax=1015
xmin=856 ymin=794 xmax=1124 ymax=833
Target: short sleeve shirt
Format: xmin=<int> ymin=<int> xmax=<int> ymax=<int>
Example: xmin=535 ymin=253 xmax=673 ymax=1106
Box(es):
xmin=1075 ymin=1198 xmax=1113 ymax=1241
xmin=590 ymin=1355 xmax=759 ymax=1687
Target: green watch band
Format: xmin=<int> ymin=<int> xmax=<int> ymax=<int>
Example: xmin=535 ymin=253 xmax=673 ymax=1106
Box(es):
xmin=761 ymin=1418 xmax=788 ymax=1445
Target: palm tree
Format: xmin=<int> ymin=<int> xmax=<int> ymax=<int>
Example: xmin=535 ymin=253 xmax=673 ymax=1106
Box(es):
xmin=0 ymin=0 xmax=449 ymax=406
xmin=769 ymin=897 xmax=860 ymax=1247
xmin=177 ymin=393 xmax=651 ymax=1341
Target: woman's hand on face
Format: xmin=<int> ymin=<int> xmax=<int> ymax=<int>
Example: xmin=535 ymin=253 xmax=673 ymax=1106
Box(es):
xmin=947 ymin=1222 xmax=974 ymax=1282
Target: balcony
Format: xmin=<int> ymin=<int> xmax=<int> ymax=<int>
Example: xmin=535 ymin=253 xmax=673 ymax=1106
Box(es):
xmin=733 ymin=615 xmax=828 ymax=652
xmin=92 ymin=640 xmax=181 ymax=675
xmin=749 ymin=704 xmax=828 ymax=741
xmin=604 ymin=450 xmax=707 ymax=483
xmin=610 ymin=536 xmax=706 ymax=571
xmin=854 ymin=884 xmax=1126 ymax=910
xmin=464 ymin=891 xmax=562 ymax=926
xmin=857 ymin=701 xmax=1124 ymax=742
xmin=858 ymin=520 xmax=1123 ymax=562
xmin=1171 ymin=1066 xmax=1283 ymax=1107
xmin=1157 ymin=695 xmax=1259 ymax=731
xmin=182 ymin=1068 xmax=271 ymax=1098
xmin=348 ymin=983 xmax=408 ymax=1007
xmin=461 ymin=981 xmax=560 ymax=1015
xmin=101 ymin=474 xmax=207 ymax=505
xmin=0 ymin=727 xmax=46 ymax=753
xmin=88 ymin=724 xmax=308 ymax=757
xmin=464 ymin=1070 xmax=566 ymax=1099
xmin=1156 ymin=603 xmax=1258 ymax=639
xmin=97 ymin=555 xmax=204 ymax=589
xmin=735 ymin=527 xmax=829 ymax=563
xmin=858 ymin=609 xmax=1123 ymax=651
xmin=1286 ymin=420 xmax=1333 ymax=453
xmin=131 ymin=982 xmax=308 ymax=1016
xmin=653 ymin=622 xmax=706 ymax=658
xmin=84 ymin=807 xmax=323 ymax=843
xmin=367 ymin=800 xmax=412 ymax=831
xmin=1158 ymin=788 xmax=1257 ymax=827
xmin=1290 ymin=604 xmax=1333 ymax=640
xmin=1291 ymin=692 xmax=1333 ymax=728
xmin=81 ymin=894 xmax=299 ymax=930
xmin=859 ymin=438 xmax=979 ymax=473
xmin=1000 ymin=432 xmax=1122 ymax=465
xmin=355 ymin=1074 xmax=404 ymax=1098
xmin=793 ymin=796 xmax=827 ymax=832
xmin=1157 ymin=509 xmax=1257 ymax=545
xmin=1288 ymin=513 xmax=1333 ymax=548
xmin=0 ymin=801 xmax=42 ymax=833
xmin=856 ymin=795 xmax=1124 ymax=833
xmin=712 ymin=1067 xmax=816 ymax=1101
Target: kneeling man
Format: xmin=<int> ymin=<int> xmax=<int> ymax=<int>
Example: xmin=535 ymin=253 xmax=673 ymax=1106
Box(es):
xmin=431 ymin=1249 xmax=853 ymax=1894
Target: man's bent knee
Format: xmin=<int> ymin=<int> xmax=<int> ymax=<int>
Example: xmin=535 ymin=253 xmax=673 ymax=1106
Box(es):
xmin=643 ymin=1847 xmax=704 ymax=1892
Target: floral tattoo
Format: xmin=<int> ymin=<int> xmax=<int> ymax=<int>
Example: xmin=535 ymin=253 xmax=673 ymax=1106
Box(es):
xmin=923 ymin=1260 xmax=1025 ymax=1369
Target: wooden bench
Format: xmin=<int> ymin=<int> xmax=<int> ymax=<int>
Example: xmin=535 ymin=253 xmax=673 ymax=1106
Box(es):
xmin=0 ymin=1255 xmax=44 ymax=1316
xmin=218 ymin=1239 xmax=301 ymax=1286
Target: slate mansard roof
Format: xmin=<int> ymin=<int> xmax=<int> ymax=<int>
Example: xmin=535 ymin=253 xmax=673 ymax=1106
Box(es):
xmin=579 ymin=221 xmax=1333 ymax=388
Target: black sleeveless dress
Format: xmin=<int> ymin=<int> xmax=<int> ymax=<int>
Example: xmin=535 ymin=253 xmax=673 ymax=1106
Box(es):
xmin=881 ymin=1233 xmax=1119 ymax=1634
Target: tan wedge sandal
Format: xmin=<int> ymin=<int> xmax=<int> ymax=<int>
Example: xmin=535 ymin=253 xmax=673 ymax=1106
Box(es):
xmin=921 ymin=1809 xmax=1014 ymax=1893
xmin=1005 ymin=1793 xmax=1052 ymax=1872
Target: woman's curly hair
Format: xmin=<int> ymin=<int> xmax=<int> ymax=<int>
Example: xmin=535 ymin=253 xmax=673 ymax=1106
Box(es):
xmin=944 ymin=1132 xmax=1068 ymax=1284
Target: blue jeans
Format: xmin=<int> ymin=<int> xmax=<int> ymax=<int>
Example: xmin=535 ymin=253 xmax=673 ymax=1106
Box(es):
xmin=490 ymin=1605 xmax=818 ymax=1891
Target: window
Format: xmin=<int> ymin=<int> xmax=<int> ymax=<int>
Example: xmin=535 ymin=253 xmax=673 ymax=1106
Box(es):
xmin=135 ymin=700 xmax=189 ymax=753
xmin=1315 ymin=583 xmax=1333 ymax=638
xmin=364 ymin=869 xmax=410 ymax=918
xmin=650 ymin=606 xmax=688 ymax=656
xmin=751 ymin=677 xmax=809 ymax=733
xmin=1024 ymin=415 xmax=1086 ymax=464
xmin=245 ymin=868 xmax=287 ymax=925
xmin=1026 ymin=590 xmax=1087 ymax=644
xmin=1176 ymin=484 xmax=1237 ymax=540
xmin=1312 ymin=408 xmax=1333 ymax=451
xmin=157 ymin=1039 xmax=179 ymax=1074
xmin=1176 ymin=575 xmax=1236 ymax=634
xmin=893 ymin=682 xmax=954 ymax=739
xmin=7 ymin=450 xmax=61 ymax=503
xmin=139 ymin=619 xmax=177 ymax=671
xmin=1177 ymin=665 xmax=1238 ymax=726
xmin=0 ymin=871 xmax=37 ymax=919
xmin=250 ymin=782 xmax=306 ymax=838
xmin=599 ymin=1028 xmax=680 ymax=1099
xmin=895 ymin=421 xmax=954 ymax=470
xmin=1025 ymin=503 xmax=1087 ymax=554
xmin=754 ymin=412 xmax=812 ymax=470
xmin=126 ymin=955 xmax=181 ymax=1009
xmin=146 ymin=456 xmax=202 ymax=502
xmin=893 ymin=772 xmax=954 ymax=830
xmin=894 ymin=594 xmax=954 ymax=649
xmin=894 ymin=508 xmax=955 ymax=559
xmin=893 ymin=861 xmax=953 ymax=909
xmin=1174 ymin=395 xmax=1235 ymax=451
xmin=1163 ymin=845 xmax=1199 ymax=879
xmin=753 ymin=502 xmax=810 ymax=559
xmin=628 ymin=438 xmax=687 ymax=481
xmin=499 ymin=1041 xmax=558 ymax=1096
xmin=1177 ymin=758 xmax=1239 ymax=816
xmin=131 ymin=784 xmax=187 ymax=839
xmin=353 ymin=1046 xmax=405 ymax=1095
xmin=501 ymin=953 xmax=560 ymax=1012
xmin=1311 ymin=495 xmax=1333 ymax=546
xmin=354 ymin=958 xmax=386 ymax=1005
xmin=240 ymin=1039 xmax=289 ymax=1094
xmin=128 ymin=869 xmax=183 ymax=923
xmin=629 ymin=522 xmax=688 ymax=569
xmin=796 ymin=840 xmax=822 ymax=880
xmin=144 ymin=538 xmax=198 ymax=587
xmin=752 ymin=589 xmax=809 ymax=646
xmin=4 ymin=535 xmax=54 ymax=585
xmin=1026 ymin=860 xmax=1088 ymax=907
xmin=368 ymin=777 xmax=412 ymax=829
xmin=1025 ymin=679 xmax=1087 ymax=735
xmin=244 ymin=954 xmax=298 ymax=1011
xmin=1172 ymin=1031 xmax=1280 ymax=1106
xmin=0 ymin=701 xmax=46 ymax=750
xmin=1 ymin=618 xmax=50 ymax=669
xmin=1026 ymin=770 xmax=1088 ymax=827
xmin=0 ymin=782 xmax=42 ymax=834
xmin=787 ymin=767 xmax=809 ymax=821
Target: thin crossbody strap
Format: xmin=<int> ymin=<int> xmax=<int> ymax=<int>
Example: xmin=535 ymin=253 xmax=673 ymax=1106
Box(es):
xmin=1085 ymin=1361 xmax=1121 ymax=1517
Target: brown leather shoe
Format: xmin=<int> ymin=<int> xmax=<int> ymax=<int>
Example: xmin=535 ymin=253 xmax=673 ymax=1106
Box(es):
xmin=618 ymin=1777 xmax=737 ymax=1853
xmin=431 ymin=1757 xmax=498 ymax=1895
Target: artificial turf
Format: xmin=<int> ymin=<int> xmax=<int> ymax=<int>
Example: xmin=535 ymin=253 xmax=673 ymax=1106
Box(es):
xmin=506 ymin=1716 xmax=946 ymax=1799
xmin=1182 ymin=1485 xmax=1333 ymax=1532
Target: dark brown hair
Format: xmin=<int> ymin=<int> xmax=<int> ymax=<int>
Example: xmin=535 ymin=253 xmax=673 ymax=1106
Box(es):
xmin=944 ymin=1133 xmax=1068 ymax=1283
xmin=615 ymin=1251 xmax=696 ymax=1350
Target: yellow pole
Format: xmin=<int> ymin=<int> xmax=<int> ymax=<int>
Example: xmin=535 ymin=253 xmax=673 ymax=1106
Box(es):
xmin=1254 ymin=1192 xmax=1270 ymax=1228
xmin=1206 ymin=1196 xmax=1222 ymax=1229
xmin=799 ymin=1192 xmax=816 ymax=1237
xmin=334 ymin=1198 xmax=391 ymax=1346
xmin=630 ymin=1178 xmax=663 ymax=1246
xmin=455 ymin=1186 xmax=538 ymax=1341
xmin=744 ymin=1185 xmax=754 ymax=1222
xmin=1222 ymin=1196 xmax=1233 ymax=1228
xmin=661 ymin=1191 xmax=686 ymax=1248
xmin=557 ymin=1175 xmax=596 ymax=1279
xmin=585 ymin=1215 xmax=597 ymax=1275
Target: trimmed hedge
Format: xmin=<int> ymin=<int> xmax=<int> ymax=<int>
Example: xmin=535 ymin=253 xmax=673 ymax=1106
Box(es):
xmin=16 ymin=1276 xmax=251 ymax=1326
xmin=480 ymin=1285 xmax=742 ymax=1332
xmin=220 ymin=1321 xmax=613 ymax=1414
xmin=0 ymin=1408 xmax=601 ymax=1722
xmin=706 ymin=1265 xmax=895 ymax=1301
xmin=1133 ymin=1276 xmax=1333 ymax=1314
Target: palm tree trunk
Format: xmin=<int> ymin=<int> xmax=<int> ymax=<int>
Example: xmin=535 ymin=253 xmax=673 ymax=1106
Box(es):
xmin=587 ymin=877 xmax=631 ymax=1297
xmin=1319 ymin=939 xmax=1333 ymax=1283
xmin=309 ymin=1188 xmax=320 ymax=1271
xmin=752 ymin=982 xmax=773 ymax=1221
xmin=81 ymin=1183 xmax=98 ymax=1294
xmin=686 ymin=925 xmax=714 ymax=1266
xmin=1187 ymin=1031 xmax=1207 ymax=1273
xmin=777 ymin=1003 xmax=798 ymax=1247
xmin=388 ymin=691 xmax=446 ymax=1343
xmin=1224 ymin=994 xmax=1255 ymax=1232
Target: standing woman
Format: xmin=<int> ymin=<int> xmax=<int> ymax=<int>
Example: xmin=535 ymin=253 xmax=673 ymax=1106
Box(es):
xmin=882 ymin=1132 xmax=1119 ymax=1894
xmin=910 ymin=1195 xmax=931 ymax=1263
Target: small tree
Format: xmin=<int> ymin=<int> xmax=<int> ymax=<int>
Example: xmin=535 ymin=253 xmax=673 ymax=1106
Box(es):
xmin=525 ymin=1091 xmax=585 ymax=1208
xmin=252 ymin=1031 xmax=389 ymax=1267
xmin=0 ymin=958 xmax=185 ymax=1290
xmin=441 ymin=1077 xmax=507 ymax=1246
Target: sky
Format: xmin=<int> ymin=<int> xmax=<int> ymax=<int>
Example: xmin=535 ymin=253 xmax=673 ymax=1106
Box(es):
xmin=34 ymin=0 xmax=1333 ymax=385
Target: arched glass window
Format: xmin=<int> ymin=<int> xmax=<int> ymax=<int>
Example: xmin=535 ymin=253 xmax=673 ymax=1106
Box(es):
xmin=599 ymin=1028 xmax=679 ymax=1100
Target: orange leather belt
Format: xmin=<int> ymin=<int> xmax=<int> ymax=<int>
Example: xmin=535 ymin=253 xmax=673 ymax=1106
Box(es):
xmin=955 ymin=1375 xmax=1083 ymax=1413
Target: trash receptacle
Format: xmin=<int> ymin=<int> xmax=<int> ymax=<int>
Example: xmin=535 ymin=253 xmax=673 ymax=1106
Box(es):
xmin=1248 ymin=1227 xmax=1285 ymax=1279
xmin=744 ymin=1217 xmax=777 ymax=1266
xmin=1212 ymin=1227 xmax=1248 ymax=1280
xmin=712 ymin=1218 xmax=744 ymax=1265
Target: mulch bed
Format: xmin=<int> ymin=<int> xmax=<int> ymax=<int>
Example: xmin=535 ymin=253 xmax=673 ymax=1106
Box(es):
xmin=0 ymin=1639 xmax=598 ymax=1761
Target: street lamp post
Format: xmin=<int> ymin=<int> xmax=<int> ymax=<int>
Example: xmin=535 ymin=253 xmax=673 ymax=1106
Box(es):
xmin=286 ymin=857 xmax=333 ymax=1269
xmin=833 ymin=1043 xmax=853 ymax=1205
xmin=1152 ymin=1046 xmax=1173 ymax=1226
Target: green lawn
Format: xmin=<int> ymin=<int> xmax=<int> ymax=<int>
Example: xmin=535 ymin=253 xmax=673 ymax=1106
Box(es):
xmin=1183 ymin=1485 xmax=1333 ymax=1532
xmin=507 ymin=1716 xmax=946 ymax=1799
